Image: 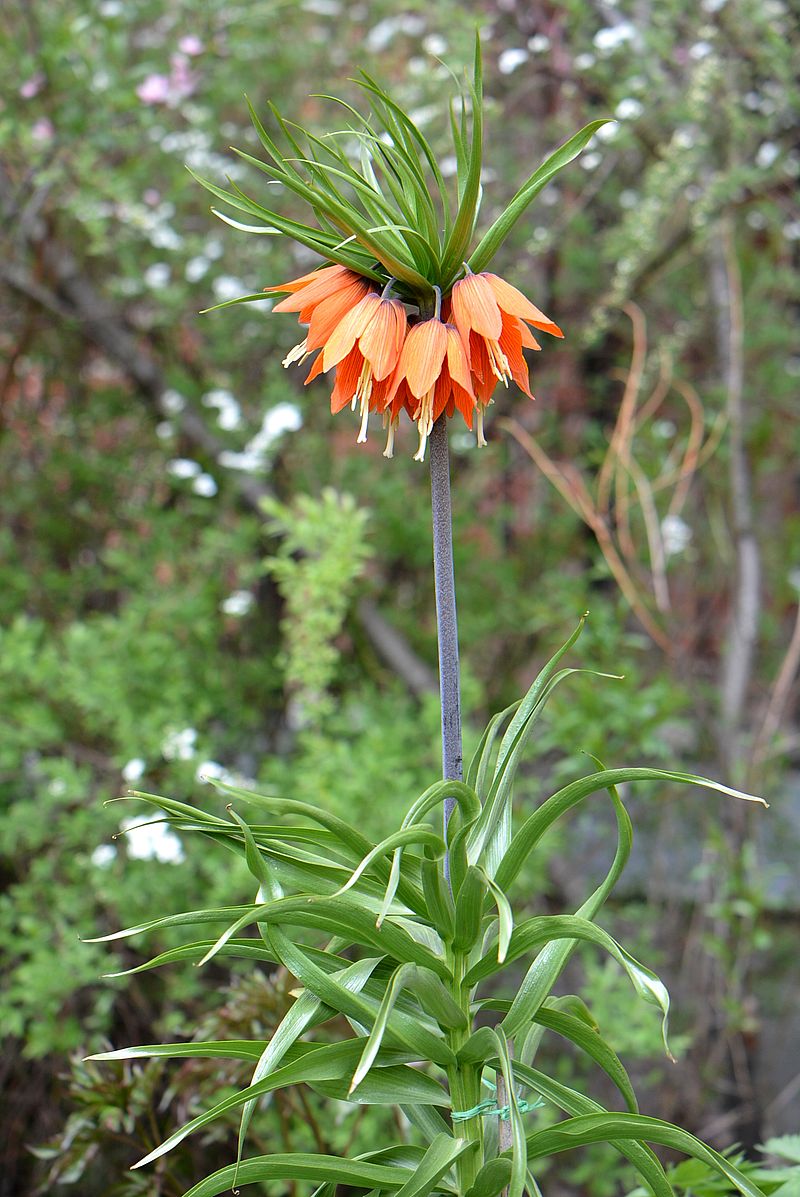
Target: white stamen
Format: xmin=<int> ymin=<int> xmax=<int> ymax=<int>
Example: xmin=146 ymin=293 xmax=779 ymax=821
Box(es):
xmin=412 ymin=388 xmax=435 ymax=462
xmin=476 ymin=406 xmax=487 ymax=447
xmin=383 ymin=419 xmax=396 ymax=458
xmin=357 ymin=398 xmax=370 ymax=443
xmin=282 ymin=338 xmax=308 ymax=369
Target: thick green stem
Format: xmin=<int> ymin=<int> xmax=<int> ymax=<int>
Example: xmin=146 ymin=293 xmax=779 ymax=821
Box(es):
xmin=447 ymin=949 xmax=482 ymax=1191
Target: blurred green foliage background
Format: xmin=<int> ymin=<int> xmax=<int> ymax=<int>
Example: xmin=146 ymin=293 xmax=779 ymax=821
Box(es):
xmin=1 ymin=0 xmax=798 ymax=1193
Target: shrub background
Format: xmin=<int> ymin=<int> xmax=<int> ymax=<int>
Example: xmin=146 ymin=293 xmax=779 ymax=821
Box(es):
xmin=1 ymin=1 xmax=798 ymax=1193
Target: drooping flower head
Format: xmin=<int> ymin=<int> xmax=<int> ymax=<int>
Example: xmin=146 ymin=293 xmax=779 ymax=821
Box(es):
xmin=197 ymin=39 xmax=609 ymax=457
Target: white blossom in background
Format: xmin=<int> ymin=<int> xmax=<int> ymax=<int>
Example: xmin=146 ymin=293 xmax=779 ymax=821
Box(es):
xmin=221 ymin=590 xmax=255 ymax=617
xmin=122 ymin=758 xmax=147 ymax=783
xmin=220 ymin=403 xmax=304 ymax=473
xmin=756 ymin=142 xmax=779 ymax=169
xmin=527 ymin=35 xmax=550 ymax=53
xmin=302 ymin=0 xmax=342 ymax=13
xmin=498 ymin=47 xmax=529 ymax=74
xmin=422 ymin=34 xmax=447 ymax=55
xmin=121 ymin=816 xmax=185 ymax=863
xmin=211 ymin=275 xmax=248 ymax=304
xmin=185 ymin=256 xmax=210 ymax=282
xmin=574 ymin=52 xmax=596 ymax=70
xmin=144 ymin=262 xmax=170 ymax=289
xmin=783 ymin=222 xmax=800 ymax=241
xmin=167 ymin=458 xmax=201 ymax=479
xmin=661 ymin=514 xmax=693 ymax=558
xmin=593 ymin=23 xmax=636 ymax=51
xmin=365 ymin=14 xmax=425 ymax=53
xmin=615 ymin=97 xmax=643 ymax=121
xmin=192 ymin=473 xmax=218 ymax=497
xmin=688 ymin=40 xmax=713 ymax=60
xmin=161 ymin=388 xmax=186 ymax=415
xmin=156 ymin=421 xmax=174 ymax=440
xmin=196 ymin=760 xmax=230 ymax=784
xmin=203 ymin=388 xmax=242 ymax=431
xmin=581 ymin=152 xmax=602 ymax=171
xmin=788 ymin=568 xmax=800 ymax=594
xmin=161 ymin=727 xmax=198 ymax=761
xmin=91 ymin=843 xmax=117 ymax=868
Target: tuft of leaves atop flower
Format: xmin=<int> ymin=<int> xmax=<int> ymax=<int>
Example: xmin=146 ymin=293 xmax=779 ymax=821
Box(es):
xmin=195 ymin=37 xmax=608 ymax=302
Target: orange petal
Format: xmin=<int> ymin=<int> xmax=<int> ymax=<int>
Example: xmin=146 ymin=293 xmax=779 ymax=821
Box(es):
xmin=451 ymin=274 xmax=503 ymax=343
xmin=444 ymin=325 xmax=475 ymax=402
xmin=306 ymin=279 xmax=373 ymax=351
xmin=371 ymin=372 xmax=395 ymax=413
xmin=331 ymin=346 xmax=364 ymax=413
xmin=358 ymin=299 xmax=407 ymax=381
xmin=452 ymin=383 xmax=475 ymax=429
xmin=304 ymin=351 xmax=326 ymax=385
xmin=273 ymin=267 xmax=366 ymax=314
xmin=322 ymin=293 xmax=381 ymax=371
xmin=264 ymin=263 xmax=349 ymax=296
xmin=518 ymin=318 xmax=541 ymax=351
xmin=398 ymin=319 xmax=448 ymax=398
xmin=484 ymin=273 xmax=563 ymax=337
xmin=389 ymin=379 xmax=415 ymax=421
xmin=499 ymin=315 xmax=534 ymax=399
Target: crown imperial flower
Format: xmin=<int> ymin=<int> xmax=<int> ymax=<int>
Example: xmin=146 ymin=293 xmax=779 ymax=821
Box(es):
xmin=198 ymin=38 xmax=609 ymax=456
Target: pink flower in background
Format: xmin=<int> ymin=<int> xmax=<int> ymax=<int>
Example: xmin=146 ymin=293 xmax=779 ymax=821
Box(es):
xmin=168 ymin=53 xmax=197 ymax=100
xmin=137 ymin=73 xmax=171 ymax=105
xmin=143 ymin=188 xmax=161 ymax=206
xmin=178 ymin=35 xmax=204 ymax=56
xmin=20 ymin=72 xmax=45 ymax=99
xmin=31 ymin=118 xmax=54 ymax=142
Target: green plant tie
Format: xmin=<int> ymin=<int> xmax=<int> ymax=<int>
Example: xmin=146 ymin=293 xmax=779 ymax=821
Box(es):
xmin=452 ymin=1082 xmax=544 ymax=1122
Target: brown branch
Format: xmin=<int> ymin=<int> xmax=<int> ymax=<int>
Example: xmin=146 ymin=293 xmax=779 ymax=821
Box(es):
xmin=710 ymin=215 xmax=761 ymax=777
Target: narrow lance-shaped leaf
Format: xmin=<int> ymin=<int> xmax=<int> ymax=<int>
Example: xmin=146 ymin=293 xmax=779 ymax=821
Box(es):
xmin=465 ymin=912 xmax=672 ymax=1056
xmin=467 ymin=121 xmax=614 ymax=275
xmin=393 ymin=1134 xmax=475 ymax=1197
xmin=504 ymin=1060 xmax=674 ymax=1197
xmin=492 ymin=1027 xmax=528 ymax=1197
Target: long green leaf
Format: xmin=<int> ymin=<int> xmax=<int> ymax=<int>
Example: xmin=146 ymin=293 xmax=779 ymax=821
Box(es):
xmin=492 ymin=1027 xmax=527 ymax=1197
xmin=88 ymin=1040 xmax=265 ymax=1062
xmin=498 ymin=784 xmax=632 ymax=1041
xmin=181 ymin=1152 xmax=418 ymax=1197
xmin=196 ymin=894 xmax=448 ymax=979
xmin=504 ymin=1061 xmax=674 ymax=1197
xmin=133 ymin=1040 xmax=439 ymax=1170
xmin=468 ymin=121 xmax=613 ymax=274
xmin=394 ymin=1134 xmax=475 ymax=1197
xmin=267 ymin=927 xmax=455 ymax=1067
xmin=466 ymin=913 xmax=671 ymax=1055
xmin=496 ymin=765 xmax=765 ymax=894
xmin=440 ymin=34 xmax=484 ymax=279
xmin=523 ymin=1113 xmax=766 ymax=1197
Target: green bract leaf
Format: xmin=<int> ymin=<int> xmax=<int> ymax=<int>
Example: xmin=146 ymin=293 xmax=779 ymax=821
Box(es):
xmin=467 ymin=121 xmax=614 ymax=275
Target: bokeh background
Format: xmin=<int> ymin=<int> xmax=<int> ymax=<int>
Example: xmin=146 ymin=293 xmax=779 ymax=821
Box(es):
xmin=2 ymin=0 xmax=798 ymax=1193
